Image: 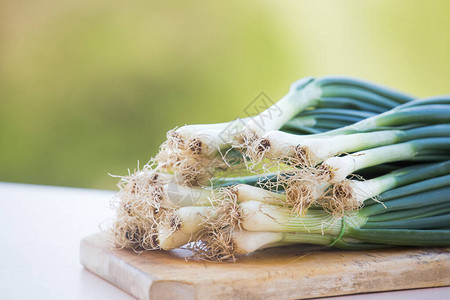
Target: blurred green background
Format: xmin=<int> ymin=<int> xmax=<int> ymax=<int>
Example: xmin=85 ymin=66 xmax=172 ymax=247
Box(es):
xmin=1 ymin=0 xmax=449 ymax=190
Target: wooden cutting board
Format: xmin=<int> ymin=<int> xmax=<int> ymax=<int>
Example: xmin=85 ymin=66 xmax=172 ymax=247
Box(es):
xmin=80 ymin=232 xmax=450 ymax=300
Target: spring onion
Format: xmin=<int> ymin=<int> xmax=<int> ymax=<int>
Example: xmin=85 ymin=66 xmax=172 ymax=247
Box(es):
xmin=110 ymin=76 xmax=450 ymax=263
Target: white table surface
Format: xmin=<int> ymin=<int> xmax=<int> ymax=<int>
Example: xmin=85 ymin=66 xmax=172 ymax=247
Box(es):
xmin=0 ymin=182 xmax=448 ymax=300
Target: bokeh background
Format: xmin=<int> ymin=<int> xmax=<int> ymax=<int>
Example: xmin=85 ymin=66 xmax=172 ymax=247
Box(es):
xmin=1 ymin=0 xmax=449 ymax=190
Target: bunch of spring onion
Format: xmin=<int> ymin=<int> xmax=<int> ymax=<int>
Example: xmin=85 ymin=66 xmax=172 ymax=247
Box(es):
xmin=110 ymin=76 xmax=415 ymax=250
xmin=153 ymin=76 xmax=414 ymax=186
xmin=110 ymin=76 xmax=450 ymax=261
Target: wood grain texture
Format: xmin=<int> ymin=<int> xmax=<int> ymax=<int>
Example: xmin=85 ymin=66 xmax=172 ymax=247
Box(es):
xmin=80 ymin=232 xmax=450 ymax=300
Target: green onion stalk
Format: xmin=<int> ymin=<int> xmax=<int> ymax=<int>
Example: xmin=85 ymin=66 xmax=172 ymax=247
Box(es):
xmin=399 ymin=94 xmax=450 ymax=108
xmin=323 ymin=161 xmax=450 ymax=215
xmin=251 ymin=102 xmax=450 ymax=164
xmin=153 ymin=76 xmax=414 ymax=186
xmin=281 ymin=138 xmax=450 ymax=214
xmin=296 ymin=124 xmax=450 ymax=165
xmin=281 ymin=108 xmax=376 ymax=135
xmin=322 ymin=137 xmax=450 ymax=183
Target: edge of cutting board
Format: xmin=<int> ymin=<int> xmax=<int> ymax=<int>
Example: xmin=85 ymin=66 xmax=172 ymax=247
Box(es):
xmin=80 ymin=232 xmax=450 ymax=300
